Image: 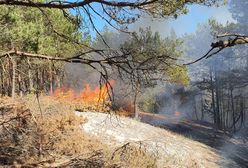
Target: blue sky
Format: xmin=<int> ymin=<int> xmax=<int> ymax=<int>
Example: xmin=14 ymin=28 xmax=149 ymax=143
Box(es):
xmin=89 ymin=2 xmax=235 ymax=38
xmin=130 ymin=3 xmax=235 ymax=37
xmin=169 ymin=4 xmax=235 ymax=36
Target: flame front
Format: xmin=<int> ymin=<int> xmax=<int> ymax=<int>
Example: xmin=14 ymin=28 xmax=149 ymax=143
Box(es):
xmin=174 ymin=111 xmax=181 ymax=117
xmin=52 ymin=80 xmax=114 ymax=105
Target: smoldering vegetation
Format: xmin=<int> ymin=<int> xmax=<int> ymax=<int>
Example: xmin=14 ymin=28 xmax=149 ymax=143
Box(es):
xmin=63 ymin=24 xmax=248 ymax=137
xmin=128 ymin=23 xmax=248 ymax=167
xmin=62 ymin=27 xmax=186 ymax=114
xmin=61 ymin=17 xmax=248 ymax=168
xmin=62 ymin=30 xmax=136 ymax=112
xmin=182 ymin=24 xmax=248 ymax=134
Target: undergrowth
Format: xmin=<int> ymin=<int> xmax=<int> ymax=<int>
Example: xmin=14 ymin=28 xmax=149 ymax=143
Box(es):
xmin=0 ymin=95 xmax=157 ymax=167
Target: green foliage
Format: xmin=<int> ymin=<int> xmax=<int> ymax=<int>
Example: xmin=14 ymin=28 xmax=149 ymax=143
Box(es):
xmin=122 ymin=27 xmax=189 ymax=86
xmin=138 ymin=86 xmax=164 ymax=113
xmin=143 ymin=0 xmax=223 ymax=18
xmin=208 ymin=19 xmax=237 ymax=36
xmin=0 ymin=5 xmax=89 ymax=57
xmin=167 ymin=65 xmax=189 ymax=86
xmin=0 ymin=3 xmax=92 ymax=96
xmin=0 ymin=3 xmax=91 ymax=94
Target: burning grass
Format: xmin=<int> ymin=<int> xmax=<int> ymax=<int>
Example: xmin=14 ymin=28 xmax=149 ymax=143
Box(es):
xmin=51 ymin=80 xmax=115 ymax=112
xmin=50 ymin=81 xmax=137 ymax=117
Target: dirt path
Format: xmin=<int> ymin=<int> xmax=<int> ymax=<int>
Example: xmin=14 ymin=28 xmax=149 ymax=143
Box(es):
xmin=76 ymin=111 xmax=221 ymax=168
xmin=139 ymin=112 xmax=248 ymax=168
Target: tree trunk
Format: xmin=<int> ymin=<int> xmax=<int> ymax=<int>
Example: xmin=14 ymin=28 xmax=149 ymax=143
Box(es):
xmin=210 ymin=68 xmax=216 ymax=126
xmin=18 ymin=72 xmax=23 ymax=97
xmin=55 ymin=69 xmax=61 ymax=88
xmin=49 ymin=64 xmax=53 ymax=95
xmin=240 ymin=96 xmax=244 ymax=129
xmin=10 ymin=57 xmax=16 ymax=98
xmin=0 ymin=62 xmax=4 ymax=95
xmin=230 ymin=88 xmax=236 ymax=132
xmin=194 ymin=97 xmax=199 ymax=120
xmin=27 ymin=59 xmax=34 ymax=93
xmin=214 ymin=69 xmax=221 ymax=130
xmin=134 ymin=89 xmax=139 ymax=119
xmin=41 ymin=68 xmax=46 ymax=92
xmin=200 ymin=96 xmax=205 ymax=121
xmin=134 ymin=83 xmax=140 ymax=120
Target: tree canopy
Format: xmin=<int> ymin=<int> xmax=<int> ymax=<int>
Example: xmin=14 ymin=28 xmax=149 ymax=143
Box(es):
xmin=0 ymin=0 xmax=224 ymax=97
xmin=181 ymin=0 xmax=248 ymax=132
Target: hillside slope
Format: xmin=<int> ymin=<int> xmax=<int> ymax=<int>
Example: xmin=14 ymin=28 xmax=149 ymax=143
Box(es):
xmin=76 ymin=111 xmax=221 ymax=168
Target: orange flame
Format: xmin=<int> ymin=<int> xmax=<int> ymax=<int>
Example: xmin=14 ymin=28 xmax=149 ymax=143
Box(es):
xmin=174 ymin=111 xmax=181 ymax=117
xmin=52 ymin=80 xmax=114 ymax=105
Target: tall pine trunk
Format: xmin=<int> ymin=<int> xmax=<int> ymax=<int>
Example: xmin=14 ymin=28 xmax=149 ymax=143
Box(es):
xmin=230 ymin=88 xmax=236 ymax=132
xmin=210 ymin=68 xmax=216 ymax=127
xmin=10 ymin=57 xmax=16 ymax=98
xmin=49 ymin=64 xmax=53 ymax=95
xmin=27 ymin=59 xmax=34 ymax=93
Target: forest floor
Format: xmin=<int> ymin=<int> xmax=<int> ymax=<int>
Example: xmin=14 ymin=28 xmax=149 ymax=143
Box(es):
xmin=139 ymin=112 xmax=248 ymax=168
xmin=76 ymin=111 xmax=221 ymax=168
xmin=0 ymin=96 xmax=159 ymax=167
xmin=1 ymin=95 xmax=247 ymax=167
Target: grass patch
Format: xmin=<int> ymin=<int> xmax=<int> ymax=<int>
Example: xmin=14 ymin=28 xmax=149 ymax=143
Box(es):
xmin=0 ymin=95 xmax=157 ymax=167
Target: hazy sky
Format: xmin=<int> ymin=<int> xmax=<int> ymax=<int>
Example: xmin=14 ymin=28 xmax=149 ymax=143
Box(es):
xmin=89 ymin=2 xmax=235 ymax=38
xmin=170 ymin=4 xmax=235 ymax=36
xmin=130 ymin=4 xmax=235 ymax=37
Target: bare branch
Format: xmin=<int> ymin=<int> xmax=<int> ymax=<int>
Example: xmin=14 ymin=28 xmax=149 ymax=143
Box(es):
xmin=88 ymin=4 xmax=132 ymax=34
xmin=211 ymin=37 xmax=248 ymax=48
xmin=82 ymin=6 xmax=110 ymax=48
xmin=216 ymin=33 xmax=248 ymax=38
xmin=0 ymin=0 xmax=159 ymax=9
xmin=185 ymin=33 xmax=248 ymax=65
xmin=184 ymin=48 xmax=214 ymax=65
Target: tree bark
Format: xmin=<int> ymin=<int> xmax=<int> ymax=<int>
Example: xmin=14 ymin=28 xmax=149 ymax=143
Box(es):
xmin=10 ymin=57 xmax=16 ymax=98
xmin=200 ymin=96 xmax=205 ymax=121
xmin=18 ymin=72 xmax=23 ymax=97
xmin=194 ymin=97 xmax=199 ymax=120
xmin=215 ymin=75 xmax=221 ymax=129
xmin=0 ymin=62 xmax=4 ymax=95
xmin=134 ymin=82 xmax=140 ymax=120
xmin=230 ymin=88 xmax=236 ymax=132
xmin=49 ymin=64 xmax=53 ymax=95
xmin=27 ymin=59 xmax=34 ymax=93
xmin=210 ymin=67 xmax=217 ymax=127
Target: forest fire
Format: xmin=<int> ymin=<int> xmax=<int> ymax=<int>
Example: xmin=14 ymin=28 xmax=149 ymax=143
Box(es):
xmin=174 ymin=111 xmax=181 ymax=117
xmin=52 ymin=80 xmax=114 ymax=105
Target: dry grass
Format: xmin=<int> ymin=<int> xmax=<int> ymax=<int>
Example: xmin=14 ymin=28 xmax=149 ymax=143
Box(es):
xmin=50 ymin=94 xmax=136 ymax=117
xmin=0 ymin=95 xmax=221 ymax=168
xmin=0 ymin=95 xmax=158 ymax=167
xmin=105 ymin=142 xmax=157 ymax=168
xmin=50 ymin=94 xmax=113 ymax=113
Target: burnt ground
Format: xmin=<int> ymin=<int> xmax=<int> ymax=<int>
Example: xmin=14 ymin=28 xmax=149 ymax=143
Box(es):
xmin=139 ymin=112 xmax=248 ymax=168
xmin=77 ymin=111 xmax=220 ymax=168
